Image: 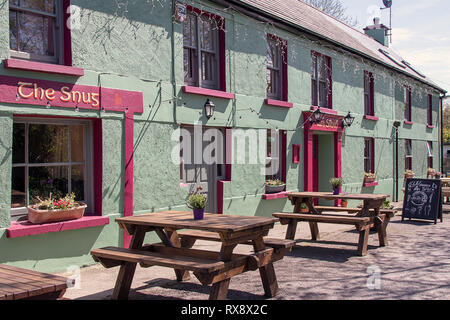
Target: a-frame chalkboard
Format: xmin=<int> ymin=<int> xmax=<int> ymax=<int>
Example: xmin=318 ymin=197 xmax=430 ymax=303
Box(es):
xmin=402 ymin=178 xmax=443 ymax=224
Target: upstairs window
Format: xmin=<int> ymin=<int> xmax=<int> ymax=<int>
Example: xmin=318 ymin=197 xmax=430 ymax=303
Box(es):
xmin=427 ymin=94 xmax=433 ymax=126
xmin=364 ymin=138 xmax=375 ymax=174
xmin=183 ymin=9 xmax=224 ymax=90
xmin=405 ymin=139 xmax=412 ymax=171
xmin=266 ymin=35 xmax=287 ymax=101
xmin=404 ymin=86 xmax=412 ymax=122
xmin=311 ymin=51 xmax=332 ymax=108
xmin=364 ymin=71 xmax=374 ymax=116
xmin=9 ymin=0 xmax=64 ymax=64
xmin=427 ymin=141 xmax=433 ymax=169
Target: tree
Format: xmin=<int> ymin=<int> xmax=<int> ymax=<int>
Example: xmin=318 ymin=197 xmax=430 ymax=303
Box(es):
xmin=300 ymin=0 xmax=358 ymax=27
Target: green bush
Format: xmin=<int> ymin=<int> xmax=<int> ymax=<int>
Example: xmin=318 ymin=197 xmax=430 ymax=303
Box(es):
xmin=329 ymin=177 xmax=343 ymax=188
xmin=188 ymin=193 xmax=207 ymax=209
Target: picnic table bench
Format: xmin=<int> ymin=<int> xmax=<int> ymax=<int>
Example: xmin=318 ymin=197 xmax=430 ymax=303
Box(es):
xmin=0 ymin=264 xmax=72 ymax=300
xmin=91 ymin=211 xmax=292 ymax=300
xmin=273 ymin=192 xmax=392 ymax=256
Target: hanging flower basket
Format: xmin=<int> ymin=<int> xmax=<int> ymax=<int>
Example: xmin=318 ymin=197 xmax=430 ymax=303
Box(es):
xmin=265 ymin=180 xmax=286 ymax=194
xmin=27 ymin=202 xmax=87 ymax=224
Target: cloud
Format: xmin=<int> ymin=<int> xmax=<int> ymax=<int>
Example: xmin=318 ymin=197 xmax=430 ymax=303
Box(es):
xmin=395 ymin=0 xmax=442 ymax=17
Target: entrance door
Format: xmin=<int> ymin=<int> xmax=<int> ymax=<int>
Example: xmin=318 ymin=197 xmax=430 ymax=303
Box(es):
xmin=181 ymin=126 xmax=224 ymax=213
xmin=312 ymin=135 xmax=319 ymax=205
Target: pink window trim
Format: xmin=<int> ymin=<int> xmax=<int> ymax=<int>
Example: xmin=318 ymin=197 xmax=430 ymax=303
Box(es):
xmin=427 ymin=94 xmax=433 ymax=126
xmin=364 ymin=71 xmax=375 ymax=116
xmin=217 ymin=128 xmax=232 ymax=214
xmin=404 ymin=120 xmax=414 ymax=125
xmin=363 ymin=115 xmax=379 ymax=121
xmin=182 ymin=85 xmax=234 ymax=99
xmin=311 ymin=50 xmax=333 ymax=109
xmin=3 ymin=59 xmax=84 ymax=77
xmin=310 ymin=106 xmax=338 ymax=115
xmin=292 ymin=144 xmax=301 ymax=164
xmin=6 ymin=216 xmax=110 ymax=238
xmin=262 ymin=192 xmax=288 ymax=200
xmin=264 ymin=99 xmax=293 ymax=108
xmin=267 ymin=34 xmax=288 ymax=102
xmin=405 ymin=86 xmax=412 ymax=122
xmin=63 ymin=0 xmax=73 ymax=66
xmin=363 ymin=181 xmax=379 ymax=188
xmin=427 ymin=125 xmax=435 ymax=129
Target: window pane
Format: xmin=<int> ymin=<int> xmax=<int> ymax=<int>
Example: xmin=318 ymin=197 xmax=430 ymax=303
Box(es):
xmin=29 ymin=166 xmax=68 ymax=201
xmin=319 ymin=80 xmax=328 ymax=107
xmin=13 ymin=123 xmax=25 ymax=164
xmin=199 ymin=17 xmax=214 ymax=51
xmin=18 ymin=12 xmax=55 ymax=57
xmin=71 ymin=165 xmax=85 ymax=201
xmin=311 ymin=79 xmax=318 ymax=106
xmin=20 ymin=0 xmax=46 ymax=12
xmin=71 ymin=125 xmax=85 ymax=162
xmin=9 ymin=11 xmax=18 ymax=51
xmin=11 ymin=167 xmax=26 ymax=208
xmin=201 ymin=51 xmax=214 ymax=82
xmin=183 ymin=14 xmax=197 ymax=47
xmin=9 ymin=0 xmax=19 ymax=6
xmin=29 ymin=124 xmax=68 ymax=163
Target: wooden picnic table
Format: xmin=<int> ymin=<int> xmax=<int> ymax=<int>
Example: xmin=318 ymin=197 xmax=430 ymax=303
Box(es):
xmin=273 ymin=192 xmax=391 ymax=256
xmin=0 ymin=264 xmax=71 ymax=300
xmin=91 ymin=210 xmax=293 ymax=300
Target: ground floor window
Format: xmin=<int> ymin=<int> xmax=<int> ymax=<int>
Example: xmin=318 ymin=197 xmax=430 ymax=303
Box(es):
xmin=266 ymin=129 xmax=285 ymax=181
xmin=364 ymin=138 xmax=374 ymax=173
xmin=405 ymin=139 xmax=412 ymax=171
xmin=427 ymin=141 xmax=433 ymax=169
xmin=11 ymin=118 xmax=93 ymax=219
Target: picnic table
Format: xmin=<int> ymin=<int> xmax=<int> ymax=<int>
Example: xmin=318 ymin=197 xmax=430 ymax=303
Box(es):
xmin=91 ymin=210 xmax=294 ymax=300
xmin=273 ymin=192 xmax=393 ymax=256
xmin=0 ymin=264 xmax=71 ymax=300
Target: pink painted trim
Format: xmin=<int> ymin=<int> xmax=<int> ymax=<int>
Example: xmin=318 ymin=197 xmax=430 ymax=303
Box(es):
xmin=217 ymin=180 xmax=230 ymax=214
xmin=334 ymin=132 xmax=342 ymax=206
xmin=182 ymin=86 xmax=234 ymax=99
xmin=6 ymin=216 xmax=110 ymax=238
xmin=4 ymin=59 xmax=83 ymax=77
xmin=93 ymin=119 xmax=103 ymax=216
xmin=281 ymin=130 xmax=287 ymax=188
xmin=264 ymin=99 xmax=293 ymax=108
xmin=404 ymin=120 xmax=414 ymax=125
xmin=292 ymin=144 xmax=301 ymax=164
xmin=363 ymin=181 xmax=379 ymax=187
xmin=310 ymin=106 xmax=338 ymax=115
xmin=123 ymin=114 xmax=135 ymax=248
xmin=225 ymin=128 xmax=232 ymax=181
xmin=262 ymin=192 xmax=288 ymax=200
xmin=179 ymin=183 xmax=189 ymax=188
xmin=363 ymin=115 xmax=379 ymax=121
xmin=63 ymin=0 xmax=73 ymax=66
xmin=427 ymin=125 xmax=435 ymax=129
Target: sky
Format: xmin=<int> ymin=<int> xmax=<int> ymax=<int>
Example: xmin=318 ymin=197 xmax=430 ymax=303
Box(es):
xmin=340 ymin=0 xmax=450 ymax=94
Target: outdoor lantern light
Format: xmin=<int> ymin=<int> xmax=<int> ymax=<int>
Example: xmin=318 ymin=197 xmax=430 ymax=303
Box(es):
xmin=310 ymin=108 xmax=325 ymax=124
xmin=342 ymin=111 xmax=355 ymax=128
xmin=204 ymin=99 xmax=215 ymax=119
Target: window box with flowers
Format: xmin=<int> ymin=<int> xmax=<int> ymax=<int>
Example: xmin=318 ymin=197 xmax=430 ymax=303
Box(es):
xmin=363 ymin=172 xmax=376 ymax=184
xmin=404 ymin=170 xmax=415 ymax=179
xmin=27 ymin=193 xmax=87 ymax=224
xmin=265 ymin=179 xmax=286 ymax=194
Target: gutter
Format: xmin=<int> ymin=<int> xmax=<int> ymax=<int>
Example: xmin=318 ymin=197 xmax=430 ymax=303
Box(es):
xmin=210 ymin=0 xmax=447 ymax=94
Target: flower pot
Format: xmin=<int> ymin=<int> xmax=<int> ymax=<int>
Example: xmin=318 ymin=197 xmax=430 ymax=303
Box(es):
xmin=193 ymin=208 xmax=205 ymax=220
xmin=265 ymin=184 xmax=286 ymax=194
xmin=300 ymin=208 xmax=309 ymax=213
xmin=341 ymin=201 xmax=348 ymax=208
xmin=364 ymin=177 xmax=376 ymax=184
xmin=333 ymin=187 xmax=340 ymax=195
xmin=27 ymin=202 xmax=87 ymax=224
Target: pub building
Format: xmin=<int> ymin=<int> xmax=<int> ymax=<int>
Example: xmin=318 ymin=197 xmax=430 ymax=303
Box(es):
xmin=0 ymin=0 xmax=446 ymax=272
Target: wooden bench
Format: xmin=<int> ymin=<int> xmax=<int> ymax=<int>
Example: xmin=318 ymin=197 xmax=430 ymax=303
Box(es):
xmin=91 ymin=244 xmax=275 ymax=288
xmin=272 ymin=212 xmax=391 ymax=256
xmin=0 ymin=264 xmax=71 ymax=300
xmin=177 ymin=230 xmax=295 ymax=262
xmin=314 ymin=206 xmax=397 ymax=217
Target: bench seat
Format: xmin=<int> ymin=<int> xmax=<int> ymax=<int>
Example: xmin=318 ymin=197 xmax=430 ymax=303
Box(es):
xmin=273 ymin=212 xmax=372 ymax=225
xmin=314 ymin=206 xmax=397 ymax=217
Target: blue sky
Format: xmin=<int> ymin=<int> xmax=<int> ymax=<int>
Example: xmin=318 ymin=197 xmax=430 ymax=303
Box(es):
xmin=341 ymin=0 xmax=450 ymax=93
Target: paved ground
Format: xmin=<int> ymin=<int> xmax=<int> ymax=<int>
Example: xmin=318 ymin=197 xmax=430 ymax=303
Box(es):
xmin=59 ymin=203 xmax=450 ymax=300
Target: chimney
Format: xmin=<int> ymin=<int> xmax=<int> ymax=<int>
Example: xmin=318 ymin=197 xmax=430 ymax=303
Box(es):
xmin=364 ymin=17 xmax=390 ymax=47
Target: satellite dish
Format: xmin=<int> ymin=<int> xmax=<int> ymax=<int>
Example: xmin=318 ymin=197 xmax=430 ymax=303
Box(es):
xmin=383 ymin=0 xmax=392 ymax=8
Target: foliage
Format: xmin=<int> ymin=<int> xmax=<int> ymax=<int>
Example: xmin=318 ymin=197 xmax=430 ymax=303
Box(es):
xmin=405 ymin=170 xmax=414 ymax=176
xmin=329 ymin=177 xmax=343 ymax=188
xmin=364 ymin=172 xmax=376 ymax=178
xmin=300 ymin=203 xmax=308 ymax=210
xmin=33 ymin=193 xmax=79 ymax=211
xmin=382 ymin=198 xmax=391 ymax=209
xmin=187 ymin=187 xmax=207 ymax=210
xmin=300 ymin=0 xmax=358 ymax=27
xmin=266 ymin=179 xmax=285 ymax=186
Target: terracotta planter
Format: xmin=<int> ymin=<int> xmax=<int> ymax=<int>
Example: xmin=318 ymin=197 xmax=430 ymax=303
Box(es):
xmin=341 ymin=201 xmax=348 ymax=208
xmin=300 ymin=208 xmax=309 ymax=213
xmin=27 ymin=202 xmax=87 ymax=224
xmin=265 ymin=184 xmax=285 ymax=194
xmin=364 ymin=176 xmax=376 ymax=184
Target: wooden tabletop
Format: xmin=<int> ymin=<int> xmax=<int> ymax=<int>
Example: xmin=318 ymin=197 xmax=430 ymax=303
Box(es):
xmin=116 ymin=210 xmax=279 ymax=233
xmin=0 ymin=264 xmax=70 ymax=300
xmin=288 ymin=192 xmax=389 ymax=201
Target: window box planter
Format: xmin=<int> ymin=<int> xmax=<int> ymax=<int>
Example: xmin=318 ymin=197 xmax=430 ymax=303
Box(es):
xmin=27 ymin=202 xmax=87 ymax=224
xmin=363 ymin=176 xmax=376 ymax=184
xmin=265 ymin=184 xmax=286 ymax=194
xmin=404 ymin=173 xmax=414 ymax=180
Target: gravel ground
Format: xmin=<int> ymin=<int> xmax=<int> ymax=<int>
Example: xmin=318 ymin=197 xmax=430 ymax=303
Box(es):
xmin=60 ymin=204 xmax=450 ymax=300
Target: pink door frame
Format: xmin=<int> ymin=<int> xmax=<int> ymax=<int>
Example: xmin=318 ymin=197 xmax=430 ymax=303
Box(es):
xmin=303 ymin=111 xmax=345 ymax=205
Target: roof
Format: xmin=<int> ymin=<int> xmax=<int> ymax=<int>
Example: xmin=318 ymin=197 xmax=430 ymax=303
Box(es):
xmin=229 ymin=0 xmax=446 ymax=93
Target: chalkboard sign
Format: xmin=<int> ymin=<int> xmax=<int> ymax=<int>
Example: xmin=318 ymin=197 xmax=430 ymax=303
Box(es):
xmin=402 ymin=178 xmax=443 ymax=224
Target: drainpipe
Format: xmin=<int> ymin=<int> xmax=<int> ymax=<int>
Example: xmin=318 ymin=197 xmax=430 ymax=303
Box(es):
xmin=393 ymin=121 xmax=401 ymax=202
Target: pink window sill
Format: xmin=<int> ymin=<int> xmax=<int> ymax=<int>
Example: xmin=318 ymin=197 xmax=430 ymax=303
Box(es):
xmin=182 ymin=86 xmax=235 ymax=99
xmin=427 ymin=125 xmax=435 ymax=129
xmin=363 ymin=181 xmax=379 ymax=187
xmin=363 ymin=115 xmax=379 ymax=121
xmin=404 ymin=120 xmax=413 ymax=125
xmin=310 ymin=106 xmax=338 ymax=115
xmin=262 ymin=192 xmax=288 ymax=200
xmin=3 ymin=58 xmax=84 ymax=77
xmin=264 ymin=99 xmax=293 ymax=108
xmin=6 ymin=215 xmax=110 ymax=238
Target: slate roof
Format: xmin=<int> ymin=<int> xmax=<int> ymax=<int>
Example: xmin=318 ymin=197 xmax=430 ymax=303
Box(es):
xmin=232 ymin=0 xmax=446 ymax=93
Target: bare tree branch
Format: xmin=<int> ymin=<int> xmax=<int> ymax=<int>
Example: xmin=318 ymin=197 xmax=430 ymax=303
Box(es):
xmin=300 ymin=0 xmax=359 ymax=27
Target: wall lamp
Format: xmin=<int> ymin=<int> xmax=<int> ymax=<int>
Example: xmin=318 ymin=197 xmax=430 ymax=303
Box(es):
xmin=342 ymin=111 xmax=355 ymax=128
xmin=310 ymin=108 xmax=325 ymax=124
xmin=204 ymin=99 xmax=215 ymax=119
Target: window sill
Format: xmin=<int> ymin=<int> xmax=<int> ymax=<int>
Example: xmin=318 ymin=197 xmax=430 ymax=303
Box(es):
xmin=182 ymin=86 xmax=235 ymax=99
xmin=264 ymin=99 xmax=293 ymax=108
xmin=3 ymin=59 xmax=84 ymax=77
xmin=6 ymin=215 xmax=110 ymax=238
xmin=363 ymin=115 xmax=379 ymax=121
xmin=404 ymin=120 xmax=414 ymax=125
xmin=262 ymin=192 xmax=288 ymax=200
xmin=427 ymin=125 xmax=435 ymax=129
xmin=310 ymin=106 xmax=338 ymax=115
xmin=363 ymin=181 xmax=379 ymax=187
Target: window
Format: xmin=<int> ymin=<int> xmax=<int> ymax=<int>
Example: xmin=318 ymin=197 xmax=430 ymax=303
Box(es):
xmin=11 ymin=118 xmax=93 ymax=219
xmin=404 ymin=86 xmax=412 ymax=122
xmin=364 ymin=71 xmax=374 ymax=116
xmin=266 ymin=129 xmax=284 ymax=181
xmin=427 ymin=94 xmax=433 ymax=126
xmin=9 ymin=0 xmax=64 ymax=64
xmin=266 ymin=35 xmax=287 ymax=101
xmin=311 ymin=51 xmax=332 ymax=108
xmin=364 ymin=138 xmax=374 ymax=173
xmin=405 ymin=139 xmax=412 ymax=171
xmin=183 ymin=9 xmax=224 ymax=90
xmin=427 ymin=141 xmax=433 ymax=169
